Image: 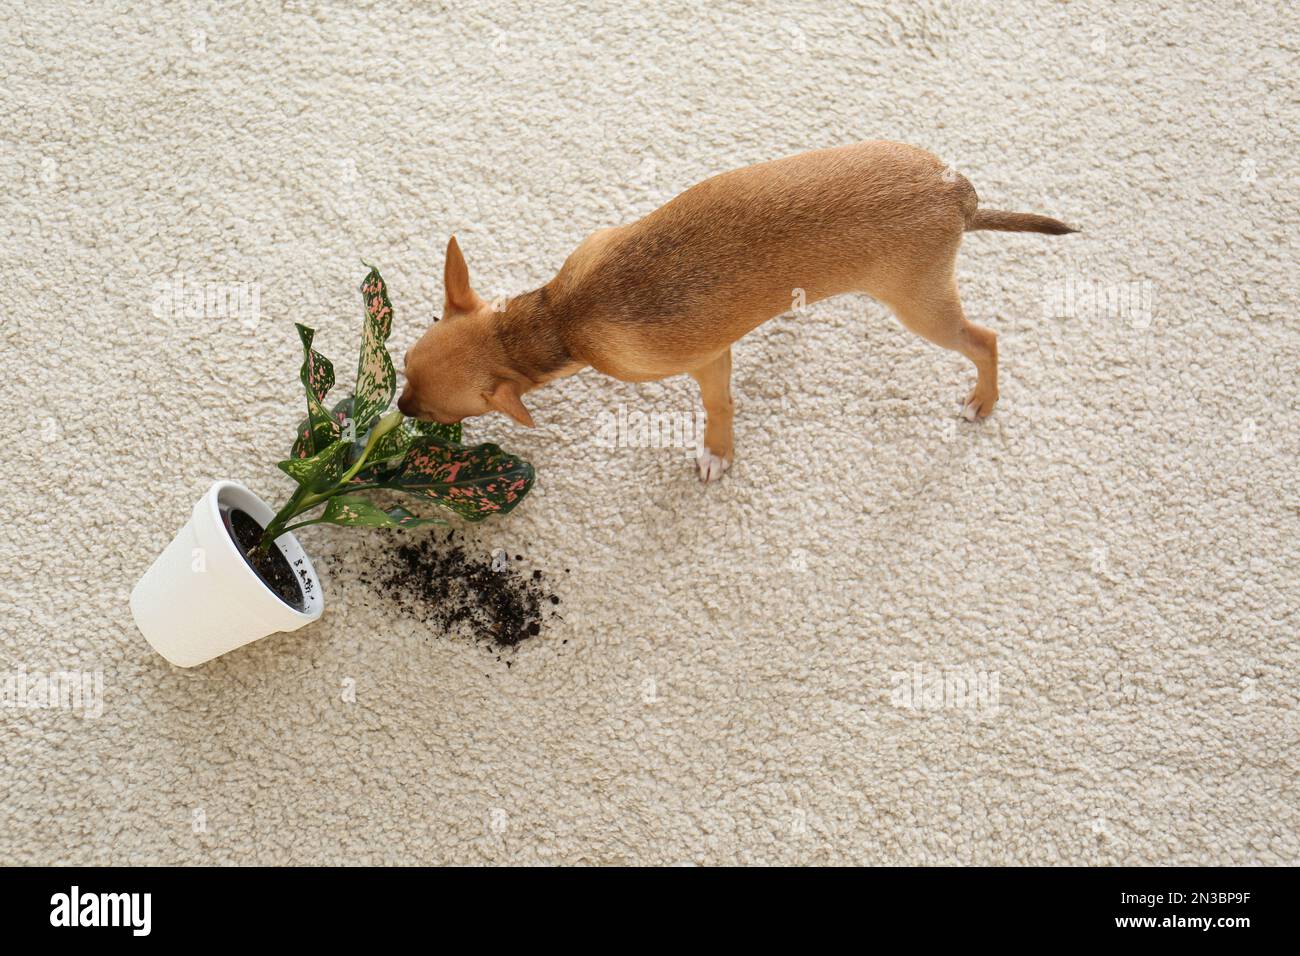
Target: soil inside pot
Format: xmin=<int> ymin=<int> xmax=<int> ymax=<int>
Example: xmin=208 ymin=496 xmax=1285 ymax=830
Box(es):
xmin=224 ymin=508 xmax=307 ymax=612
xmin=360 ymin=532 xmax=562 ymax=651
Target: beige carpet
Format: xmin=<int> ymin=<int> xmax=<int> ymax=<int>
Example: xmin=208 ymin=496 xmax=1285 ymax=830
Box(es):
xmin=2 ymin=0 xmax=1296 ymax=865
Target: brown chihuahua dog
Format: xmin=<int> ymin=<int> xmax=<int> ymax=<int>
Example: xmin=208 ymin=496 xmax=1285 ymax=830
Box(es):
xmin=399 ymin=141 xmax=1075 ymax=481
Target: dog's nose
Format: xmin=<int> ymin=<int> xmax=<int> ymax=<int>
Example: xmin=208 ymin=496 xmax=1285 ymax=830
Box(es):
xmin=397 ymin=388 xmax=414 ymax=416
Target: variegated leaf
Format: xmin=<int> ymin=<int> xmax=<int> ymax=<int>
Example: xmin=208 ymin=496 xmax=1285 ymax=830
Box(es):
xmin=348 ymin=418 xmax=464 ymax=485
xmin=296 ymin=324 xmax=337 ymax=456
xmin=317 ymin=495 xmax=443 ymax=529
xmin=366 ymin=419 xmax=416 ymax=470
xmin=278 ymin=438 xmax=352 ymax=492
xmin=292 ymin=395 xmax=356 ymax=460
xmin=410 ymin=419 xmax=462 ymax=443
xmin=352 ymin=267 xmax=397 ymax=437
xmin=380 ymin=436 xmax=535 ymax=521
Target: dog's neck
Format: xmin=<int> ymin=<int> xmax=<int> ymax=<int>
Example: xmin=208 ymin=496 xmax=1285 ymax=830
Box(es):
xmin=492 ymin=285 xmax=585 ymax=389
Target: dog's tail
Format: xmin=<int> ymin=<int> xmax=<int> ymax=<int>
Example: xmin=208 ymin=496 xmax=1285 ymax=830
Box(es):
xmin=965 ymin=208 xmax=1078 ymax=235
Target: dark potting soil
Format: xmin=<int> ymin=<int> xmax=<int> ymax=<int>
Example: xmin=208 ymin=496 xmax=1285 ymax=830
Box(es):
xmin=362 ymin=532 xmax=562 ymax=650
xmin=225 ymin=508 xmax=306 ymax=612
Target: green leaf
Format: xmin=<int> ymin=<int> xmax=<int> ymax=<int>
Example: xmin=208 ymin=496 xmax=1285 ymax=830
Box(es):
xmin=352 ymin=267 xmax=397 ymax=438
xmin=291 ymin=395 xmax=355 ymax=460
xmin=410 ymin=419 xmax=463 ymax=444
xmin=278 ymin=438 xmax=351 ymax=492
xmin=378 ymin=436 xmax=535 ymax=521
xmin=295 ymin=324 xmax=338 ymax=456
xmin=317 ymin=495 xmax=444 ymax=529
xmin=348 ymin=418 xmax=463 ymax=484
xmin=366 ymin=418 xmax=417 ymax=469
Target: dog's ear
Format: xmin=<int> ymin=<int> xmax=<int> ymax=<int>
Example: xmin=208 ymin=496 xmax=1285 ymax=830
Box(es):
xmin=485 ymin=380 xmax=535 ymax=428
xmin=443 ymin=235 xmax=482 ymax=314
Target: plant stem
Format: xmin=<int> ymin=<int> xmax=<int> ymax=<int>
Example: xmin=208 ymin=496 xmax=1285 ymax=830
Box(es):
xmin=255 ymin=488 xmax=306 ymax=554
xmin=279 ymin=517 xmax=328 ymax=535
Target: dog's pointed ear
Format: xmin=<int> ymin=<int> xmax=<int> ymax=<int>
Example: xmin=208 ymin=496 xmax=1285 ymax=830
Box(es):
xmin=485 ymin=380 xmax=535 ymax=428
xmin=444 ymin=235 xmax=482 ymax=314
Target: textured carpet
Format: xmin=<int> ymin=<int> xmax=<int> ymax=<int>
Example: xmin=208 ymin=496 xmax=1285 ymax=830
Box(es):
xmin=1 ymin=0 xmax=1296 ymax=865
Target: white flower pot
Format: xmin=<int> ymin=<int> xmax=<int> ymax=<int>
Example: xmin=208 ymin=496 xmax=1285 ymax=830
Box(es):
xmin=131 ymin=480 xmax=325 ymax=667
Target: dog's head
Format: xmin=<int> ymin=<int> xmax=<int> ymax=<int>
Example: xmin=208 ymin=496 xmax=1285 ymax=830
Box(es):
xmin=397 ymin=236 xmax=535 ymax=428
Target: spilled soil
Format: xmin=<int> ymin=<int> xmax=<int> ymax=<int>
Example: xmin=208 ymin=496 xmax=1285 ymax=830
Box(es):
xmin=360 ymin=531 xmax=563 ymax=651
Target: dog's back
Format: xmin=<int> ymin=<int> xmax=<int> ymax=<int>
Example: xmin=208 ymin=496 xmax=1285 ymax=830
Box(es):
xmin=558 ymin=141 xmax=975 ymax=375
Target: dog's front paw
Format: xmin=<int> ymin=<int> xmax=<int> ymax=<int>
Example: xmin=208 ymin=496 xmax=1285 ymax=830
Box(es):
xmin=696 ymin=449 xmax=732 ymax=483
xmin=960 ymin=388 xmax=998 ymax=422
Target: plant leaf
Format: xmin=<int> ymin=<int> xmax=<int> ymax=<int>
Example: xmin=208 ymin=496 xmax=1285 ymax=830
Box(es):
xmin=379 ymin=436 xmax=535 ymax=521
xmin=295 ymin=324 xmax=338 ymax=456
xmin=410 ymin=419 xmax=463 ymax=444
xmin=352 ymin=267 xmax=397 ymax=438
xmin=291 ymin=395 xmax=356 ymax=460
xmin=278 ymin=438 xmax=351 ymax=492
xmin=366 ymin=419 xmax=417 ymax=470
xmin=350 ymin=418 xmax=463 ymax=484
xmin=317 ymin=495 xmax=444 ymax=529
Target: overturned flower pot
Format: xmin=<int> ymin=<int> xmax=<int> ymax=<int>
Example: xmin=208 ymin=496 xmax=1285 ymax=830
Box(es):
xmin=132 ymin=480 xmax=324 ymax=667
xmin=131 ymin=265 xmax=535 ymax=667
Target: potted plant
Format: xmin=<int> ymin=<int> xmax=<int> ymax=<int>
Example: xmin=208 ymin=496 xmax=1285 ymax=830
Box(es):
xmin=131 ymin=267 xmax=535 ymax=667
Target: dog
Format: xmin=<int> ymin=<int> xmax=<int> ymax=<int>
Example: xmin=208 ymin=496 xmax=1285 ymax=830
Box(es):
xmin=398 ymin=141 xmax=1075 ymax=481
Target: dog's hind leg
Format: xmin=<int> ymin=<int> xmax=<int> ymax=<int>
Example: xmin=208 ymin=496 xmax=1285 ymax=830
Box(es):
xmin=879 ymin=271 xmax=998 ymax=421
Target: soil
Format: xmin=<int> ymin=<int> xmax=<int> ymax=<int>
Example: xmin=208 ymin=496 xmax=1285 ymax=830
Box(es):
xmin=225 ymin=508 xmax=307 ymax=611
xmin=362 ymin=531 xmax=562 ymax=650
